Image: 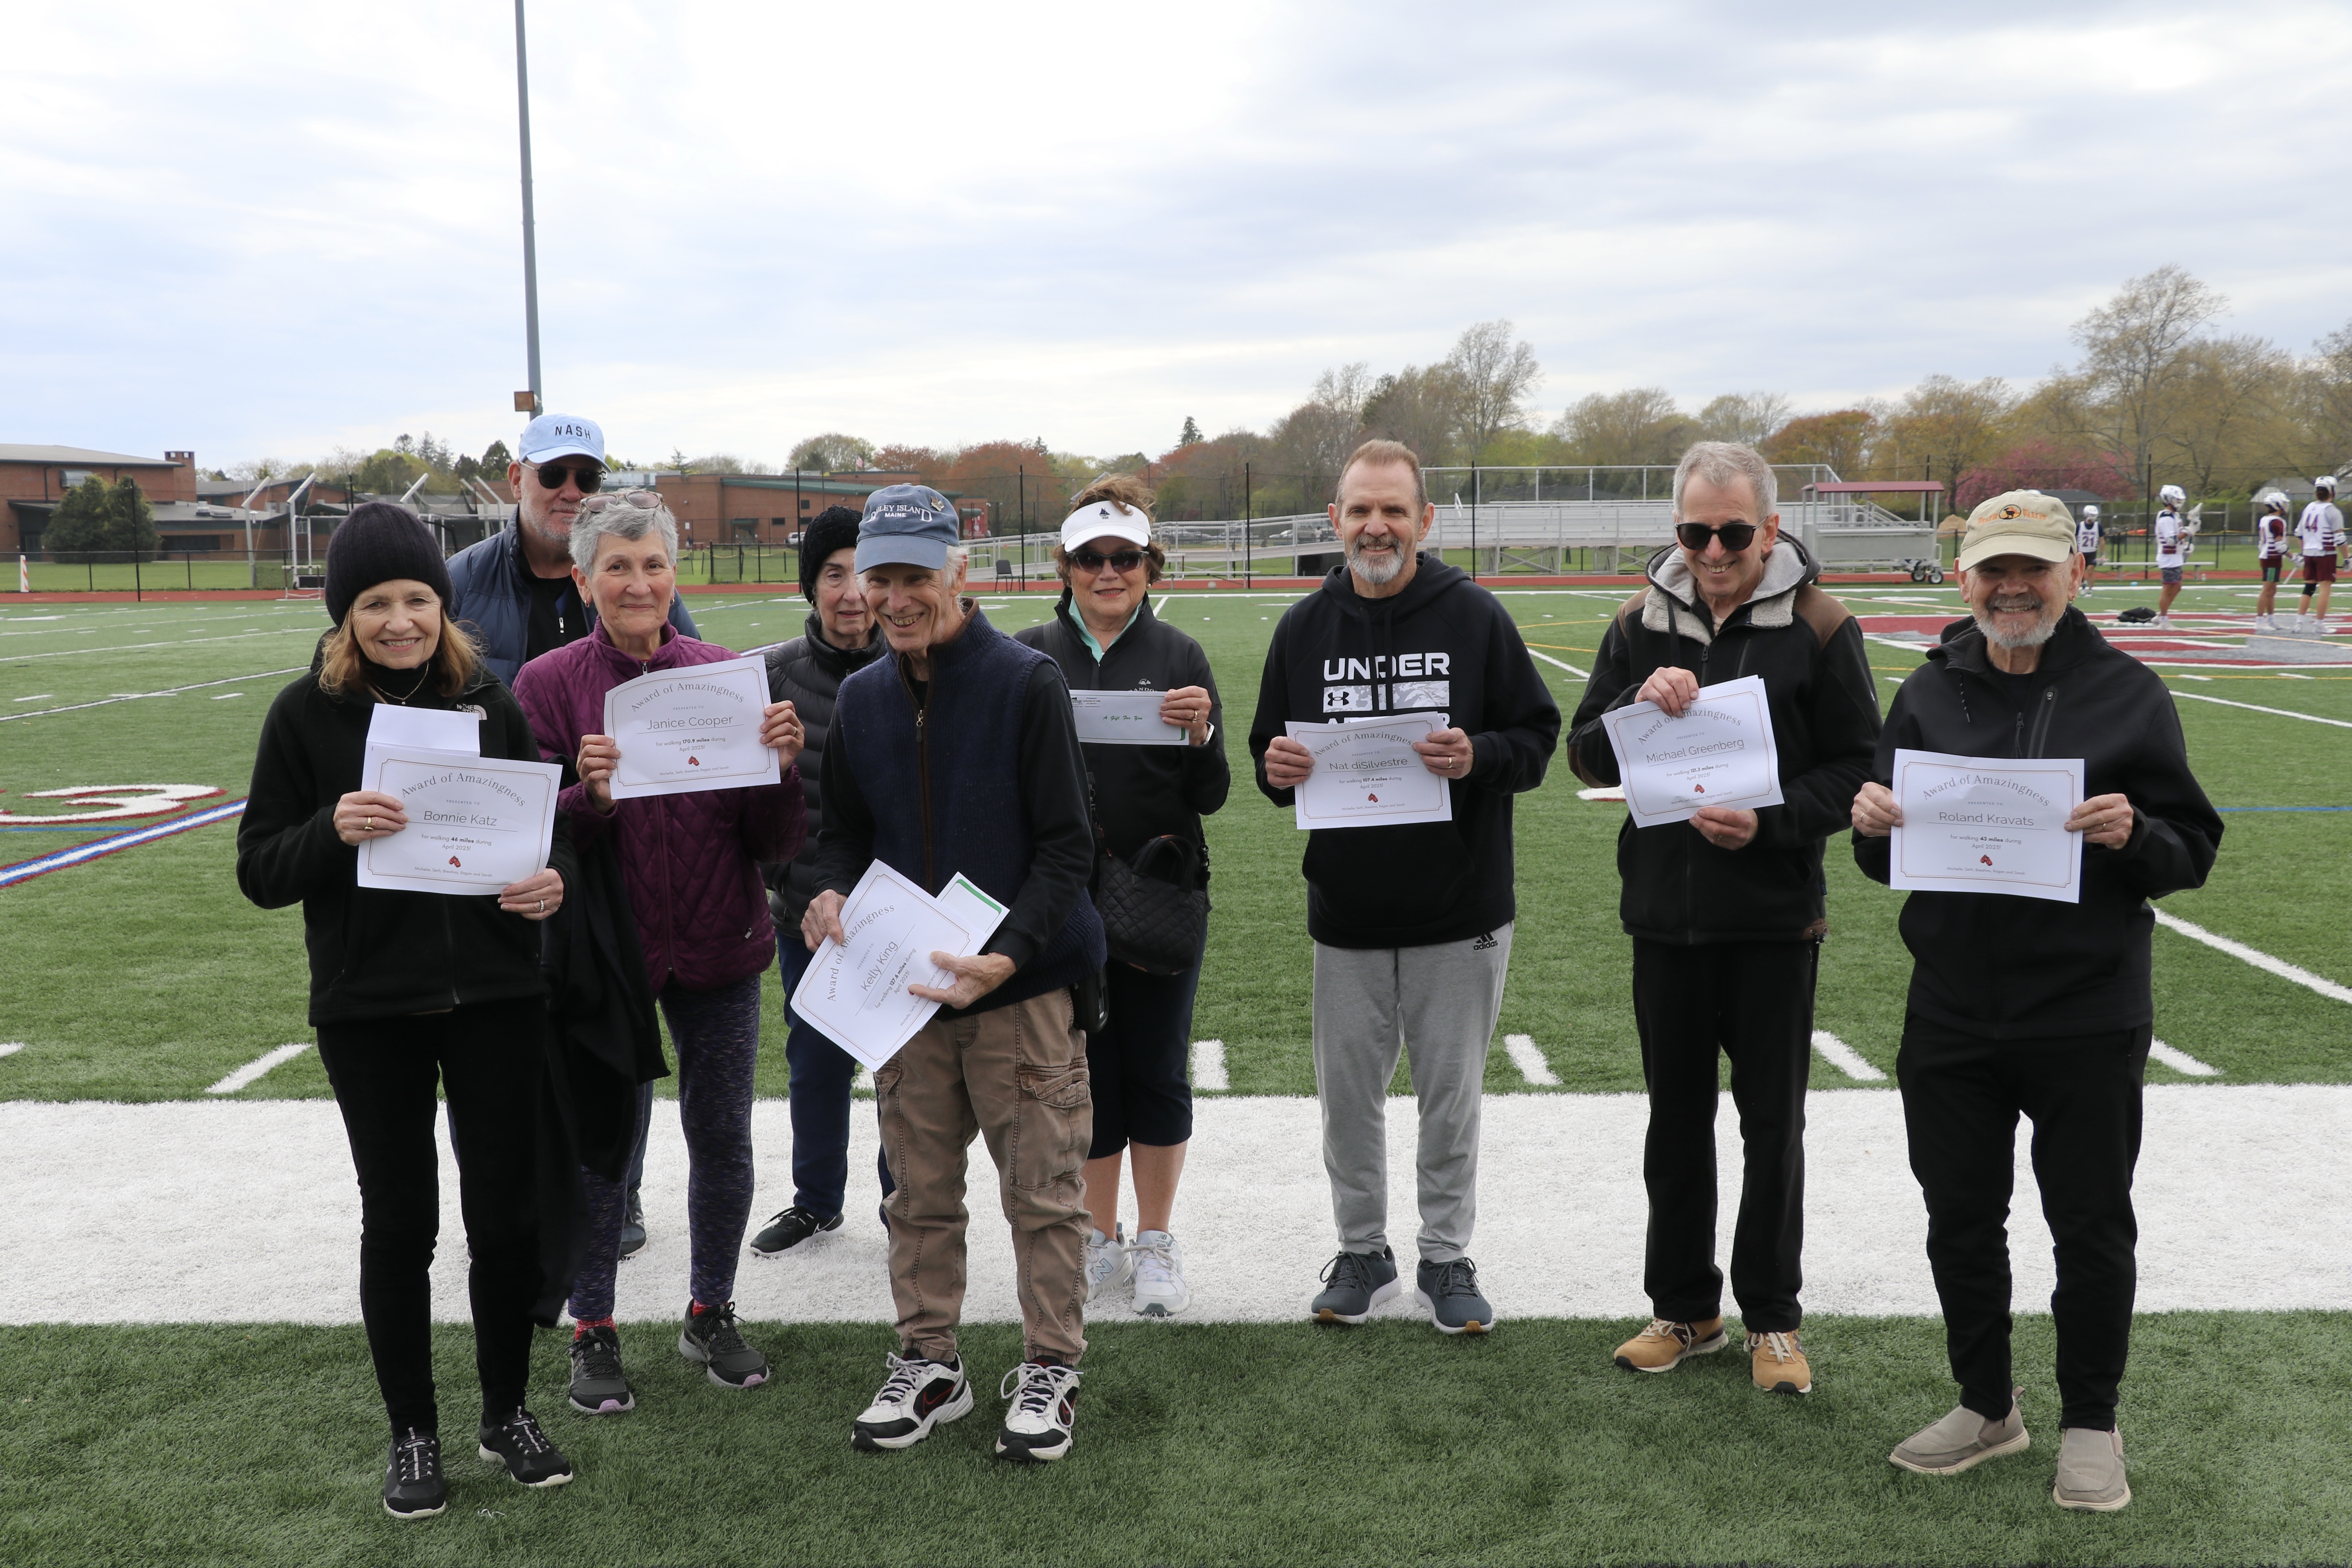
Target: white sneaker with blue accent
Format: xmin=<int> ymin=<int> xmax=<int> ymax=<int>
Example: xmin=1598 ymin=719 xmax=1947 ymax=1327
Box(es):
xmin=1083 ymin=1223 xmax=1132 ymax=1303
xmin=1129 ymin=1230 xmax=1190 ymax=1317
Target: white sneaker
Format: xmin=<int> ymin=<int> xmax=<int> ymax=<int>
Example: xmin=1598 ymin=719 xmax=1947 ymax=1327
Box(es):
xmin=1129 ymin=1230 xmax=1190 ymax=1317
xmin=2154 ymin=614 xmax=2172 ymax=630
xmin=1083 ymin=1224 xmax=1131 ymax=1302
xmin=996 ymin=1361 xmax=1081 ymax=1463
xmin=852 ymin=1353 xmax=972 ymax=1451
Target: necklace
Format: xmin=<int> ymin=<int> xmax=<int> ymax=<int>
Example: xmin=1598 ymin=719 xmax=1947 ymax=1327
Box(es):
xmin=368 ymin=663 xmax=432 ymax=706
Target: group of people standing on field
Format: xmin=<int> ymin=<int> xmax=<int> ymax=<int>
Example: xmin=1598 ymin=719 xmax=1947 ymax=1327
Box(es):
xmin=236 ymin=413 xmax=2220 ymax=1523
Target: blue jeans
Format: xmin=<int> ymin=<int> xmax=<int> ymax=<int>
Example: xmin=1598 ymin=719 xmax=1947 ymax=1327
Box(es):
xmin=779 ymin=936 xmax=866 ymax=1217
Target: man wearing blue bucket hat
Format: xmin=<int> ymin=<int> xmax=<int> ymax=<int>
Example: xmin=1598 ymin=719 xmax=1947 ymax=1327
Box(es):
xmin=804 ymin=485 xmax=1107 ymax=1463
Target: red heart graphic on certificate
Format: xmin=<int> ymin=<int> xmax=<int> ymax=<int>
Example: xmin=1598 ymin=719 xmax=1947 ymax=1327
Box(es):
xmin=1367 ymin=792 xmax=1379 ymax=802
xmin=1692 ymin=782 xmax=1706 ymax=794
xmin=1979 ymin=854 xmax=1993 ymax=867
xmin=687 ymin=756 xmax=700 ymax=766
xmin=448 ymin=855 xmax=462 ymax=868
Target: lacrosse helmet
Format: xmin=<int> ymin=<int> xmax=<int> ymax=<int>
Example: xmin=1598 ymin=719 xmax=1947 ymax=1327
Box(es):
xmin=2158 ymin=484 xmax=2186 ymax=507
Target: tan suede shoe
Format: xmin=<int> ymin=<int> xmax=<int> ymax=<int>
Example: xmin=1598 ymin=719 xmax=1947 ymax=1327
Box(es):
xmin=1612 ymin=1316 xmax=1728 ymax=1372
xmin=1745 ymin=1330 xmax=1812 ymax=1395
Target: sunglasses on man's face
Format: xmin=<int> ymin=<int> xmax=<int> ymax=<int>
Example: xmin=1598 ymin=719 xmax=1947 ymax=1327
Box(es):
xmin=1071 ymin=548 xmax=1145 ymax=572
xmin=528 ymin=461 xmax=604 ymax=494
xmin=1675 ymin=522 xmax=1758 ymax=552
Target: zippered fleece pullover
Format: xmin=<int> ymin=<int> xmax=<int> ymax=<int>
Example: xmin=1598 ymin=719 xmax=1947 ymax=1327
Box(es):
xmin=1249 ymin=555 xmax=1560 ymax=949
xmin=1568 ymin=539 xmax=1882 ymax=944
xmin=1854 ymin=606 xmax=2223 ymax=1039
xmin=238 ymin=658 xmax=578 ymax=1025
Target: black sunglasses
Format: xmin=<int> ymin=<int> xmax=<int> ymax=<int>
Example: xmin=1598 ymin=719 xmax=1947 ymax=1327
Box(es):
xmin=1675 ymin=522 xmax=1758 ymax=552
xmin=1071 ymin=548 xmax=1145 ymax=572
xmin=528 ymin=460 xmax=605 ymax=494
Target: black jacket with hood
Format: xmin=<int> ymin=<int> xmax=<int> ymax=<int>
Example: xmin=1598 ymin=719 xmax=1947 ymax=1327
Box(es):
xmin=1249 ymin=554 xmax=1559 ymax=949
xmin=1855 ymin=605 xmax=2223 ymax=1040
xmin=237 ymin=652 xmax=579 ymax=1025
xmin=1568 ymin=537 xmax=1882 ymax=945
xmin=1017 ymin=590 xmax=1230 ymax=868
xmin=761 ymin=612 xmax=886 ymax=929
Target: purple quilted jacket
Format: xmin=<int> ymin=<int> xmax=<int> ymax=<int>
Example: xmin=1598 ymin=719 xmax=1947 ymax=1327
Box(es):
xmin=513 ymin=622 xmax=805 ymax=993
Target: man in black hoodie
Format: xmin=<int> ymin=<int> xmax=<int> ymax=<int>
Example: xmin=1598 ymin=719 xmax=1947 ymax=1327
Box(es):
xmin=1567 ymin=441 xmax=1881 ymax=1399
xmin=1250 ymin=439 xmax=1559 ymax=1336
xmin=1855 ymin=490 xmax=2220 ymax=1512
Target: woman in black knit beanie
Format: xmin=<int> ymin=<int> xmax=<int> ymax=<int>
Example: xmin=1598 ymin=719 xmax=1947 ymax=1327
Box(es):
xmin=236 ymin=503 xmax=579 ymax=1520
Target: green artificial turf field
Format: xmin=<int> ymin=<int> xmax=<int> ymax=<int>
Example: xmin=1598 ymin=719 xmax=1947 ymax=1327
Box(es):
xmin=3 ymin=582 xmax=2348 ymax=1568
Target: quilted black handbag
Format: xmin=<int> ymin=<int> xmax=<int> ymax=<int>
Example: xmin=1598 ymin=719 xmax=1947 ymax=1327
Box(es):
xmin=1095 ymin=833 xmax=1210 ymax=976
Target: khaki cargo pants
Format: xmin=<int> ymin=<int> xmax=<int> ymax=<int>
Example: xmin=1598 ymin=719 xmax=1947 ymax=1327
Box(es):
xmin=873 ymin=986 xmax=1091 ymax=1366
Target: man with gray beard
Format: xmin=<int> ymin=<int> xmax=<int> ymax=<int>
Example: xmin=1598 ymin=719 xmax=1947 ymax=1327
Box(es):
xmin=1851 ymin=491 xmax=2221 ymax=1513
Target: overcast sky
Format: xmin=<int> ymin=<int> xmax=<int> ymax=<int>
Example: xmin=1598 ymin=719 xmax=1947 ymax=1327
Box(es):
xmin=7 ymin=1 xmax=2349 ymax=471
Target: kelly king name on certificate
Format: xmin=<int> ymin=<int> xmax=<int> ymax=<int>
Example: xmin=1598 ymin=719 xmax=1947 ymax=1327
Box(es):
xmin=1283 ymin=710 xmax=1452 ymax=831
xmin=356 ymin=744 xmax=561 ymax=896
xmin=790 ymin=864 xmax=1010 ymax=1071
xmin=1599 ymin=673 xmax=1785 ymax=829
xmin=603 ymin=656 xmax=780 ymax=800
xmin=1889 ymin=748 xmax=2086 ymax=904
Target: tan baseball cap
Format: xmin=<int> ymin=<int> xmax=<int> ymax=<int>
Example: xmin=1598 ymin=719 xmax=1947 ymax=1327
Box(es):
xmin=1957 ymin=490 xmax=2076 ymax=571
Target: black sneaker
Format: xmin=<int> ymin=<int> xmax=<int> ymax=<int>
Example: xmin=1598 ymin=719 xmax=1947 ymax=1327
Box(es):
xmin=679 ymin=1300 xmax=770 ymax=1389
xmin=619 ymin=1191 xmax=647 ymax=1261
xmin=477 ymin=1408 xmax=574 ymax=1488
xmin=852 ymin=1353 xmax=973 ymax=1451
xmin=750 ymin=1205 xmax=844 ymax=1257
xmin=1310 ymin=1246 xmax=1401 ymax=1324
xmin=995 ymin=1359 xmax=1082 ymax=1463
xmin=567 ymin=1325 xmax=635 ymax=1415
xmin=382 ymin=1427 xmax=446 ymax=1520
xmin=1415 ymin=1256 xmax=1496 ymax=1335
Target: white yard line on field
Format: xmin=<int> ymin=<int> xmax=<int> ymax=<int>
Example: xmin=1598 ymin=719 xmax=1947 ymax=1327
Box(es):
xmin=1811 ymin=1030 xmax=1887 ymax=1082
xmin=1502 ymin=1034 xmax=1561 ymax=1086
xmin=9 ymin=1085 xmax=2348 ymax=1325
xmin=0 ymin=667 xmax=307 ymax=722
xmin=0 ymin=1043 xmax=22 ymax=1059
xmin=1191 ymin=1039 xmax=1230 ymax=1091
xmin=1527 ymin=649 xmax=1587 ymax=678
xmin=0 ymin=628 xmax=310 ymax=663
xmin=2149 ymin=1039 xmax=2221 ymax=1077
xmin=204 ymin=1043 xmax=312 ymax=1096
xmin=2151 ymin=910 xmax=2352 ymax=1004
xmin=2171 ymin=691 xmax=2352 ymax=729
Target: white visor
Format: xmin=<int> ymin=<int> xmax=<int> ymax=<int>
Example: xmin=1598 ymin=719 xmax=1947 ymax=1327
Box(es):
xmin=1059 ymin=501 xmax=1152 ymax=553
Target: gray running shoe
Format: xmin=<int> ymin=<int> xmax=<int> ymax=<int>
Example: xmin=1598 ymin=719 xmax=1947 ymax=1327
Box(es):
xmin=619 ymin=1191 xmax=647 ymax=1261
xmin=1890 ymin=1391 xmax=2030 ymax=1475
xmin=567 ymin=1325 xmax=634 ymax=1415
xmin=679 ymin=1301 xmax=770 ymax=1390
xmin=1311 ymin=1246 xmax=1400 ymax=1325
xmin=1415 ymin=1257 xmax=1495 ymax=1335
xmin=2053 ymin=1426 xmax=2131 ymax=1512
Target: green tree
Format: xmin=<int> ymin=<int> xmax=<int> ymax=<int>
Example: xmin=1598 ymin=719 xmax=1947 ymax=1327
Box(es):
xmin=44 ymin=476 xmax=114 ymax=559
xmin=788 ymin=432 xmax=877 ymax=472
xmin=1178 ymin=416 xmax=1203 ymax=447
xmin=105 ymin=476 xmax=158 ymax=556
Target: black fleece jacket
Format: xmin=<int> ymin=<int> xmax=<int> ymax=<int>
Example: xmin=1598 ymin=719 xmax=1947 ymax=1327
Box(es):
xmin=1568 ymin=539 xmax=1882 ymax=944
xmin=238 ymin=660 xmax=578 ymax=1025
xmin=1016 ymin=591 xmax=1230 ymax=868
xmin=1854 ymin=606 xmax=2223 ymax=1039
xmin=1249 ymin=555 xmax=1559 ymax=949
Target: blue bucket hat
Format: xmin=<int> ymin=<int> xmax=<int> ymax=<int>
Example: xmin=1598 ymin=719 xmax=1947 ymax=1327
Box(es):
xmin=855 ymin=484 xmax=960 ymax=573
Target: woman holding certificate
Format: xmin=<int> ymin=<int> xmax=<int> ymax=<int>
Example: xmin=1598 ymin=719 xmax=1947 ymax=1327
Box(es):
xmin=1016 ymin=475 xmax=1227 ymax=1319
xmin=510 ymin=490 xmax=807 ymax=1421
xmin=236 ymin=503 xmax=580 ymax=1519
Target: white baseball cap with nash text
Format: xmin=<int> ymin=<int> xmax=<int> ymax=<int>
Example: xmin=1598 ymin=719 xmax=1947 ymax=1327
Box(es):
xmin=518 ymin=414 xmax=607 ymax=469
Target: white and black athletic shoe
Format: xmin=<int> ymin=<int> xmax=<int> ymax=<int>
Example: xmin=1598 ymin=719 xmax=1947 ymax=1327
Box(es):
xmin=382 ymin=1427 xmax=446 ymax=1520
xmin=852 ymin=1353 xmax=972 ymax=1451
xmin=996 ymin=1360 xmax=1082 ymax=1463
xmin=750 ymin=1205 xmax=844 ymax=1257
xmin=477 ymin=1408 xmax=575 ymax=1488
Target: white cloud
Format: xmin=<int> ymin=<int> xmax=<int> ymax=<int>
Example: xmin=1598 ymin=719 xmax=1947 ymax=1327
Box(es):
xmin=0 ymin=0 xmax=2347 ymax=468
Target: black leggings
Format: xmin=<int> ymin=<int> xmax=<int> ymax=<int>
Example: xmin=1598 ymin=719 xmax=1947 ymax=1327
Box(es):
xmin=317 ymin=998 xmax=546 ymax=1433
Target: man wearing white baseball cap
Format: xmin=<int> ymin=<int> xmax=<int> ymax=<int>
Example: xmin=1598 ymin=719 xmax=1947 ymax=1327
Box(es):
xmin=448 ymin=413 xmax=699 ymax=687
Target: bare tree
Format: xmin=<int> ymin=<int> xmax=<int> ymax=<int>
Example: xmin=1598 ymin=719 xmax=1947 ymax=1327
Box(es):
xmin=2162 ymin=336 xmax=2294 ymax=496
xmin=1312 ymin=362 xmax=1375 ymax=428
xmin=2070 ymin=265 xmax=2227 ymax=481
xmin=1695 ymin=392 xmax=1793 ymax=448
xmin=1551 ymin=388 xmax=1693 ymax=465
xmin=1360 ymin=365 xmax=1467 ymax=466
xmin=2305 ymin=321 xmax=2352 ymax=474
xmin=787 ymin=432 xmax=877 ymax=473
xmin=1883 ymin=375 xmax=2014 ymax=494
xmin=1445 ymin=321 xmax=1542 ymax=462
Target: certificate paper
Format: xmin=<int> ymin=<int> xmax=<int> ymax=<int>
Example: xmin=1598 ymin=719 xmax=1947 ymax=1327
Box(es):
xmin=1284 ymin=710 xmax=1451 ymax=831
xmin=790 ymin=864 xmax=1011 ymax=1071
xmin=1071 ymin=690 xmax=1187 ymax=746
xmin=365 ymin=703 xmax=481 ymax=755
xmin=1600 ymin=674 xmax=1786 ymax=829
xmin=1890 ymin=748 xmax=2085 ymax=904
xmin=602 ymin=656 xmax=779 ymax=800
xmin=355 ymin=745 xmax=561 ymax=895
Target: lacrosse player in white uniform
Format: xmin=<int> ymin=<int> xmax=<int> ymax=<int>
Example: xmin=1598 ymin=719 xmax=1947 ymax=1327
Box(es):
xmin=2254 ymin=493 xmax=2290 ymax=631
xmin=2152 ymin=486 xmax=2187 ymax=630
xmin=2295 ymin=477 xmax=2345 ymax=633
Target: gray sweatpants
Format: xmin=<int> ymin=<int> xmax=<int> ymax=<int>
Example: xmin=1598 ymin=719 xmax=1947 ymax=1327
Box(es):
xmin=1311 ymin=924 xmax=1513 ymax=1266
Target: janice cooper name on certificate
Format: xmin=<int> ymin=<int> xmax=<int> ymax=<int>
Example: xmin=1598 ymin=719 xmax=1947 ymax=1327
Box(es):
xmin=602 ymin=656 xmax=780 ymax=800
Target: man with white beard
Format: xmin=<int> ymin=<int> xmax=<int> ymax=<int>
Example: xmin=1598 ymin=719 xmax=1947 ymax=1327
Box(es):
xmin=1850 ymin=491 xmax=2221 ymax=1514
xmin=1248 ymin=439 xmax=1559 ymax=1336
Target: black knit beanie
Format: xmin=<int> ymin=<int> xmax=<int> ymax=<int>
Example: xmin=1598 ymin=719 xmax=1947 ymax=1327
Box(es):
xmin=799 ymin=505 xmax=865 ymax=600
xmin=324 ymin=503 xmax=454 ymax=626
